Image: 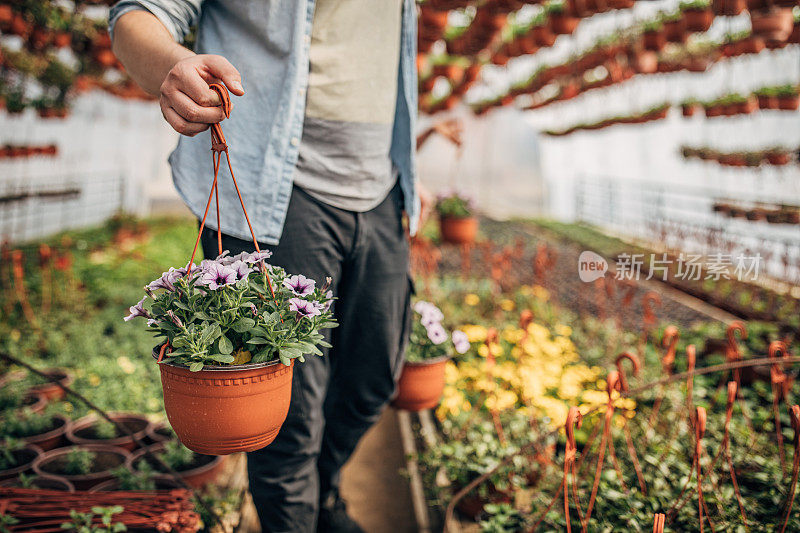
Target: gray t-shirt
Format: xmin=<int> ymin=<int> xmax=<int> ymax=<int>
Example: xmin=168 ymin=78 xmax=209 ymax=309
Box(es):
xmin=293 ymin=0 xmax=403 ymax=212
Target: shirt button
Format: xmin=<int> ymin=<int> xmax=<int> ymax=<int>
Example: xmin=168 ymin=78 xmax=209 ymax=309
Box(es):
xmin=290 ymin=137 xmax=300 ymax=147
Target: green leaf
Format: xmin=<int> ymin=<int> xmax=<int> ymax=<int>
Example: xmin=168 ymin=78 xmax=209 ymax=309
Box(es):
xmin=247 ymin=337 xmax=269 ymax=345
xmin=209 ymin=354 xmax=235 ymax=364
xmin=193 ymin=311 xmax=212 ymax=321
xmin=319 ymin=321 xmax=338 ymax=329
xmin=218 ymin=335 xmax=233 ymax=354
xmin=173 ymin=301 xmax=190 ymax=311
xmin=189 ymin=362 xmax=204 ymax=372
xmin=233 ymin=318 xmax=256 ymax=333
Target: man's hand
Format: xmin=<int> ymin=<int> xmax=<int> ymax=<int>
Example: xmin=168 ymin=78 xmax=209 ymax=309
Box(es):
xmin=159 ymin=55 xmax=245 ymax=136
xmin=111 ymin=10 xmax=244 ymax=136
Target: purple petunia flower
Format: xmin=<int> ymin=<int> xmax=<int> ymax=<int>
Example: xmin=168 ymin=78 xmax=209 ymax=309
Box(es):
xmin=320 ymin=290 xmax=333 ymax=312
xmin=124 ymin=297 xmax=150 ymax=321
xmin=289 ymin=297 xmax=322 ymax=319
xmin=415 ymin=301 xmax=444 ymax=327
xmin=426 ymin=322 xmax=448 ymax=345
xmin=147 ymin=266 xmax=186 ymax=292
xmin=452 ymin=330 xmax=470 ymax=354
xmin=230 ymin=260 xmax=253 ymax=281
xmin=283 ymin=274 xmax=315 ymax=297
xmin=233 ymin=250 xmax=273 ymax=265
xmin=199 ymin=262 xmax=238 ymax=290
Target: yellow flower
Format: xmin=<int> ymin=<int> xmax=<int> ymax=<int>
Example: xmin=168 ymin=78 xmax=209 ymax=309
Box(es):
xmin=555 ymin=324 xmax=572 ymax=337
xmin=88 ymin=374 xmax=100 ymax=386
xmin=500 ymin=299 xmax=515 ymax=311
xmin=464 ymin=293 xmax=480 ymax=306
xmin=117 ymin=356 xmax=136 ymax=375
xmin=532 ymin=285 xmax=550 ymax=301
xmin=462 ymin=324 xmax=488 ymax=343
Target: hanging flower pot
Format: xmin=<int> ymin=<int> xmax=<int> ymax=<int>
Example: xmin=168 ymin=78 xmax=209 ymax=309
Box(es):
xmin=750 ymin=7 xmax=794 ymax=41
xmin=128 ymin=441 xmax=226 ymax=488
xmin=436 ymin=190 xmax=478 ymax=244
xmin=776 ymin=87 xmax=800 ymax=109
xmin=32 ymin=444 xmax=130 ymax=491
xmin=549 ymin=12 xmax=581 ymax=35
xmin=681 ymin=101 xmax=700 ymax=116
xmin=765 ymin=149 xmax=791 ymax=165
xmin=156 ymin=347 xmax=295 ymax=455
xmin=0 ymin=443 xmax=42 ymax=481
xmin=392 ymin=302 xmax=468 ymax=411
xmin=125 ymin=83 xmax=337 ymax=456
xmin=663 ymin=17 xmax=687 ymax=43
xmin=683 ymin=6 xmax=715 ymax=32
xmin=66 ymin=413 xmax=151 ymax=452
xmin=531 ymin=24 xmax=557 ymax=47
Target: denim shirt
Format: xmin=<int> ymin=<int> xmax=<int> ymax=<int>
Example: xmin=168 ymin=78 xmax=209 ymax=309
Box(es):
xmin=109 ymin=0 xmax=418 ymax=245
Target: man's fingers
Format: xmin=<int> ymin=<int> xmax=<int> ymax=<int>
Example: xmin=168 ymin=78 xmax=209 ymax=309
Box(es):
xmin=166 ymin=90 xmax=227 ymax=124
xmin=201 ymin=55 xmax=244 ymax=95
xmin=161 ymin=101 xmax=209 ymax=136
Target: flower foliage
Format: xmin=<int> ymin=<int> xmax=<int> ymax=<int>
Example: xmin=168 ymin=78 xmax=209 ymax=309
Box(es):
xmin=435 ymin=189 xmax=474 ymax=218
xmin=406 ymin=300 xmax=468 ymax=363
xmin=126 ymin=251 xmax=337 ymax=371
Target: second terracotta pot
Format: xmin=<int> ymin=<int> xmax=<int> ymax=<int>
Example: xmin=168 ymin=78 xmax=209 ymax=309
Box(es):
xmin=391 ymin=357 xmax=448 ymax=412
xmin=156 ymin=346 xmax=294 ymax=455
xmin=32 ymin=444 xmax=130 ymax=491
xmin=439 ymin=216 xmax=478 ymax=245
xmin=67 ymin=413 xmax=151 ymax=451
xmin=128 ymin=444 xmax=226 ymax=488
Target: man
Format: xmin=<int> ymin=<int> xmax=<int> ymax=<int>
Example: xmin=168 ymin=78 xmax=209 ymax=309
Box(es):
xmin=109 ymin=2 xmax=418 ymax=532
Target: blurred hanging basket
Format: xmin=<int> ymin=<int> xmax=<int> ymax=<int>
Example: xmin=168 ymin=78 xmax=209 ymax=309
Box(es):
xmin=392 ymin=357 xmax=449 ymax=411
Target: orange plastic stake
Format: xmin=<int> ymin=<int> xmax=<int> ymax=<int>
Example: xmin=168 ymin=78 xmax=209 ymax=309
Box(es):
xmin=781 ymin=405 xmax=800 ymax=533
xmin=661 ymin=326 xmax=680 ymax=374
xmin=770 ymin=341 xmax=789 ymax=474
xmin=723 ymin=381 xmax=748 ymax=527
xmin=652 ymin=513 xmax=665 ymax=533
xmin=695 ymin=407 xmax=715 ymax=533
xmin=615 ymin=352 xmax=641 ymax=393
xmin=564 ymin=406 xmax=583 ymax=533
xmin=725 ymin=321 xmax=747 ymax=387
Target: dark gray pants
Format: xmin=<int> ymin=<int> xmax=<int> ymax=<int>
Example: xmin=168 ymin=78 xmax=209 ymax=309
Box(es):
xmin=201 ymin=184 xmax=411 ymax=533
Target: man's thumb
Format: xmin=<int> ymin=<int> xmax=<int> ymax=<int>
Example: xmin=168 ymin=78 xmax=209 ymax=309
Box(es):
xmin=205 ymin=55 xmax=244 ymax=96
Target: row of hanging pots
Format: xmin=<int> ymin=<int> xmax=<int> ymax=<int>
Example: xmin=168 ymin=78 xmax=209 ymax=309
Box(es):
xmin=0 ymin=144 xmax=58 ymax=159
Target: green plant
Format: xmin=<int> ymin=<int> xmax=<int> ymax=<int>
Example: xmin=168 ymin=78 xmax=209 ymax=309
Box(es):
xmin=128 ymin=252 xmax=337 ymax=371
xmin=436 ymin=191 xmax=474 ymax=218
xmin=0 ymin=514 xmax=19 ymax=533
xmin=479 ymin=503 xmax=528 ymax=532
xmin=0 ymin=438 xmax=24 ymax=470
xmin=158 ymin=440 xmax=196 ymax=470
xmin=642 ymin=19 xmax=663 ymax=32
xmin=90 ymin=419 xmax=119 ymax=440
xmin=679 ymin=0 xmax=711 ymax=10
xmin=0 ymin=409 xmax=57 ymax=438
xmin=111 ymin=462 xmax=156 ymax=491
xmin=62 ymin=448 xmax=95 ymax=476
xmin=60 ymin=506 xmax=126 ymax=533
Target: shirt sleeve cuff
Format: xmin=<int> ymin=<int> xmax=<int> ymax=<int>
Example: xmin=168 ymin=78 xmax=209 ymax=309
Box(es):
xmin=108 ymin=1 xmax=184 ymax=43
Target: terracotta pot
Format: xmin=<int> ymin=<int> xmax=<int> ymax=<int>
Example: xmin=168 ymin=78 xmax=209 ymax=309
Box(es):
xmin=21 ymin=414 xmax=69 ymax=451
xmin=643 ymin=30 xmax=667 ymax=51
xmin=53 ymin=31 xmax=71 ymax=48
xmin=683 ymin=9 xmax=714 ymax=32
xmin=766 ymin=151 xmax=790 ymax=165
xmin=789 ymin=24 xmax=800 ymax=44
xmin=757 ymin=94 xmax=778 ymax=109
xmin=439 ymin=215 xmax=478 ymax=245
xmin=682 ymin=103 xmax=698 ymax=117
xmin=714 ymin=0 xmax=746 ymax=14
xmin=663 ymin=19 xmax=687 ymax=43
xmin=777 ymin=94 xmax=799 ymax=110
xmin=89 ymin=474 xmax=183 ymax=492
xmin=549 ymin=13 xmax=580 ymax=35
xmin=391 ymin=357 xmax=448 ymax=412
xmin=33 ymin=444 xmax=130 ymax=491
xmin=18 ymin=391 xmax=48 ymax=414
xmin=67 ymin=413 xmax=151 ymax=452
xmin=0 ymin=444 xmax=42 ymax=481
xmin=531 ymin=25 xmax=557 ymax=47
xmin=750 ymin=8 xmax=794 ymax=41
xmin=0 ymin=473 xmax=74 ymax=491
xmin=455 ymin=485 xmax=513 ymax=520
xmin=28 ymin=368 xmax=73 ymax=401
xmin=155 ymin=345 xmax=294 ymax=455
xmin=738 ymin=96 xmax=758 ymax=114
xmin=746 ymin=209 xmax=766 ymax=221
xmin=146 ymin=422 xmax=176 ymax=445
xmin=128 ymin=444 xmax=226 ymax=488
xmin=705 ymin=105 xmax=723 ymax=117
